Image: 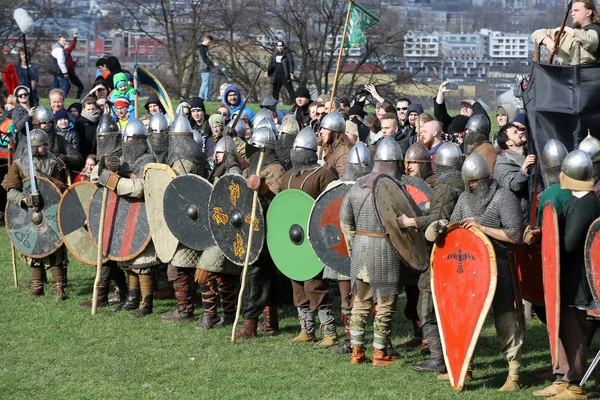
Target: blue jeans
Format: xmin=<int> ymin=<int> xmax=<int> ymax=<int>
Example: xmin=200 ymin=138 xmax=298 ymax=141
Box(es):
xmin=52 ymin=75 xmax=71 ymax=97
xmin=199 ymin=71 xmax=211 ymax=100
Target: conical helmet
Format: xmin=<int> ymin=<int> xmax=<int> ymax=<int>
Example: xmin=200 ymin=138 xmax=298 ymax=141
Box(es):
xmin=320 ymin=112 xmax=346 ymax=133
xmin=561 ymin=149 xmax=593 ymax=181
xmin=462 ymin=153 xmax=490 ymax=188
xmin=578 ymin=132 xmax=600 ymax=162
xmin=374 ymin=136 xmax=403 ymax=161
xmin=214 ymin=136 xmax=238 ymax=155
xmin=292 ymin=126 xmax=318 ymax=152
xmin=123 ymin=119 xmax=147 ymax=141
xmin=347 ymin=142 xmax=371 ymax=167
xmin=32 ymin=105 xmax=54 ymax=125
xmin=279 ymin=114 xmax=300 ymax=136
xmin=149 ymin=112 xmax=169 ymax=133
xmin=434 ymin=142 xmax=463 ymax=168
xmin=169 ymin=113 xmax=193 ymax=135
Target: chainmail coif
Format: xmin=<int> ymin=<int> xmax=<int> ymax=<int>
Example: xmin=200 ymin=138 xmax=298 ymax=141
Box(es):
xmin=290 ymin=148 xmax=320 ymax=176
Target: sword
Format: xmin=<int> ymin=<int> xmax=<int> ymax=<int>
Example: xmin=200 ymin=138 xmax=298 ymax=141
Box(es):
xmin=580 ymin=349 xmax=600 ymax=386
xmin=24 ymin=122 xmax=37 ymax=195
xmin=354 ymin=146 xmax=364 ymax=177
xmin=7 ymin=128 xmax=17 ymax=288
xmin=508 ymin=250 xmax=527 ymax=341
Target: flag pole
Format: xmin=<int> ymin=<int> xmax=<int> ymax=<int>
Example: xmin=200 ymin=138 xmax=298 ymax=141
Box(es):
xmin=329 ymin=0 xmax=353 ymax=108
xmin=134 ymin=40 xmax=139 ymax=119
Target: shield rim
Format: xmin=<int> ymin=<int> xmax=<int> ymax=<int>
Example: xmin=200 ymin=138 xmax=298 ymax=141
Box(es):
xmin=144 ymin=163 xmax=178 ymax=262
xmin=58 ymin=180 xmax=107 ymax=266
xmin=372 ymin=174 xmax=429 ymax=272
xmin=585 ymin=216 xmax=600 ymax=305
xmin=87 ymin=186 xmax=153 ymax=262
xmin=164 ymin=173 xmax=215 ymax=251
xmin=431 ymin=223 xmax=497 ymax=391
xmin=5 ymin=176 xmax=64 ymax=258
xmin=267 ymin=189 xmax=323 ymax=281
xmin=541 ymin=201 xmax=560 ymax=370
xmin=208 ymin=173 xmax=264 ymax=266
xmin=307 ymin=181 xmax=351 ymax=273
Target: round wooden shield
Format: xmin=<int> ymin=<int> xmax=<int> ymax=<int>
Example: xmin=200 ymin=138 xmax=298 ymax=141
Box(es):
xmin=164 ymin=174 xmax=214 ymax=251
xmin=144 ymin=163 xmax=178 ymax=262
xmin=88 ymin=187 xmax=152 ymax=262
xmin=541 ymin=201 xmax=560 ymax=370
xmin=6 ymin=176 xmax=63 ymax=258
xmin=586 ymin=217 xmax=600 ymax=305
xmin=208 ymin=174 xmax=264 ymax=266
xmin=58 ymin=180 xmax=106 ymax=266
xmin=372 ymin=175 xmax=428 ymax=272
xmin=431 ymin=224 xmax=497 ymax=391
xmin=401 ymin=175 xmax=432 ymax=213
xmin=267 ymin=189 xmax=323 ymax=281
xmin=308 ymin=182 xmax=351 ymax=276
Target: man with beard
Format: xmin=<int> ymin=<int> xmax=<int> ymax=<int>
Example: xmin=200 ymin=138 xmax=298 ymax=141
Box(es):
xmin=289 ymin=87 xmax=312 ymax=128
xmin=147 ymin=112 xmax=169 ymax=164
xmin=93 ymin=119 xmax=159 ymax=316
xmin=223 ymin=84 xmax=255 ymax=122
xmin=320 ymin=112 xmax=352 ymax=179
xmin=396 ymin=97 xmax=411 ymax=126
xmin=229 ymin=126 xmax=285 ymax=339
xmin=463 ymin=114 xmax=497 ymax=175
xmin=532 ymin=0 xmax=600 ymax=65
xmin=196 ymin=136 xmax=244 ymax=329
xmin=3 ymin=129 xmax=69 ymax=299
xmin=396 ymin=142 xmax=464 ymax=373
xmin=404 ymin=141 xmax=435 ymax=187
xmin=280 ymin=126 xmax=338 ymax=348
xmin=419 ymin=120 xmax=444 ymax=156
xmin=578 ymin=132 xmax=600 ymax=193
xmin=340 ymin=136 xmax=405 ymax=367
xmin=266 ymin=41 xmax=295 ymax=104
xmin=494 ymin=122 xmax=536 ymax=221
xmin=15 ymin=105 xmax=82 ymax=171
xmin=78 ymin=113 xmax=128 ymax=308
xmin=161 ymin=114 xmax=207 ymax=323
xmin=395 ymin=103 xmax=423 ymax=153
xmin=276 ymin=114 xmax=299 ymax=172
xmin=448 ymin=153 xmax=524 ymax=391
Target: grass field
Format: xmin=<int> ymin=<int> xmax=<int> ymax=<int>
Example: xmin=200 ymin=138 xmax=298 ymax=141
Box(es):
xmin=1 ymin=225 xmax=599 ymax=400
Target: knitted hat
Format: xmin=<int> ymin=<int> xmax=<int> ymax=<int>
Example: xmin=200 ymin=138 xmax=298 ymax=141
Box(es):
xmin=113 ymin=97 xmax=130 ymax=108
xmin=54 ymin=109 xmax=69 ymax=122
xmin=190 ymin=97 xmax=205 ymax=112
xmin=348 ymin=105 xmax=365 ymax=119
xmin=407 ymin=103 xmax=424 ymax=115
xmin=513 ymin=113 xmax=527 ymax=126
xmin=13 ymin=85 xmax=29 ymax=97
xmin=295 ymin=86 xmax=310 ymax=99
xmin=209 ymin=114 xmax=224 ymax=126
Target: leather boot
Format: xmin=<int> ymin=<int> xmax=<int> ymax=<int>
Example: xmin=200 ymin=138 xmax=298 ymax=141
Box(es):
xmin=533 ymin=381 xmax=568 ymax=397
xmin=498 ymin=360 xmax=520 ymax=391
xmin=112 ymin=288 xmax=140 ymax=311
xmin=216 ymin=312 xmax=235 ymax=327
xmin=25 ymin=267 xmax=44 ymax=296
xmin=350 ymin=346 xmax=370 ymax=364
xmin=226 ymin=318 xmax=257 ymax=339
xmin=50 ymin=266 xmax=67 ymax=300
xmin=550 ymin=385 xmax=587 ymax=399
xmin=131 ymin=274 xmax=153 ymax=317
xmin=332 ymin=310 xmax=352 ymax=355
xmin=412 ymin=322 xmax=445 ymax=372
xmin=78 ymin=285 xmax=110 ymax=308
xmin=257 ymin=306 xmax=279 ymax=334
xmin=196 ymin=312 xmax=221 ymax=330
xmin=411 ymin=358 xmax=446 ymax=372
xmin=372 ymin=348 xmax=399 ymax=367
xmin=163 ymin=275 xmax=194 ymax=323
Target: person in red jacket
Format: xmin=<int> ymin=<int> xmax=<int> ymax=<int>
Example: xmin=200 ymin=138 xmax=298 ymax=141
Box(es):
xmin=64 ymin=28 xmax=84 ymax=99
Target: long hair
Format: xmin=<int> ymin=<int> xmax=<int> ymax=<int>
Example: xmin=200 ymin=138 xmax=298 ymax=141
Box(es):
xmin=579 ymin=0 xmax=600 ymax=24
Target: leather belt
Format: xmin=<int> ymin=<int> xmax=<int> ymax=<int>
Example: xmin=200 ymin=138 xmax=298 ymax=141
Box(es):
xmin=355 ymin=230 xmax=386 ymax=238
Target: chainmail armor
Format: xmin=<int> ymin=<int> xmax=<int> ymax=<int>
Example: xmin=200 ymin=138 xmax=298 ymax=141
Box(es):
xmin=593 ymin=161 xmax=600 ymax=186
xmin=359 ymin=161 xmax=403 ymax=188
xmin=434 ymin=165 xmax=463 ymax=187
xmin=276 ymin=134 xmax=296 ymax=171
xmin=543 ymin=165 xmax=561 ymax=187
xmin=120 ymin=139 xmax=153 ymax=176
xmin=167 ymin=134 xmax=205 ymax=168
xmin=246 ymin=143 xmax=279 ymax=175
xmin=340 ymin=171 xmax=401 ymax=299
xmin=149 ymin=131 xmax=169 ymax=163
xmin=463 ymin=133 xmax=489 ymax=156
xmin=290 ymin=148 xmax=320 ymax=176
xmin=341 ymin=163 xmax=371 ymax=182
xmin=97 ymin=133 xmax=122 ymax=159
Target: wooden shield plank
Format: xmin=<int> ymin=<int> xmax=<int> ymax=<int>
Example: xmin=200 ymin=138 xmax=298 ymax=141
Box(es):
xmin=5 ymin=177 xmax=63 ymax=258
xmin=88 ymin=187 xmax=152 ymax=262
xmin=373 ymin=175 xmax=428 ymax=272
xmin=585 ymin=217 xmax=600 ymax=305
xmin=431 ymin=224 xmax=497 ymax=391
xmin=58 ymin=181 xmax=105 ymax=266
xmin=144 ymin=163 xmax=178 ymax=263
xmin=516 ymin=243 xmax=544 ymax=307
xmin=541 ymin=201 xmax=560 ymax=369
xmin=307 ymin=182 xmax=351 ymax=276
xmin=401 ymin=175 xmax=432 ymax=213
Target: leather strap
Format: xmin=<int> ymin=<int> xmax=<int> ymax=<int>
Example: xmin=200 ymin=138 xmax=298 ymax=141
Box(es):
xmin=355 ymin=230 xmax=386 ymax=238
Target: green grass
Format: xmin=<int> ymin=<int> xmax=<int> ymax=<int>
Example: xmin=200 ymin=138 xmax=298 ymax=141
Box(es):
xmin=1 ymin=226 xmax=599 ymax=400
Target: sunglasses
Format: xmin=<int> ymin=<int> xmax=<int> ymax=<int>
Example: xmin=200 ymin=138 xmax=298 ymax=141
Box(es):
xmin=315 ymin=112 xmax=324 ymax=117
xmin=18 ymin=93 xmax=29 ymax=98
xmin=496 ymin=114 xmax=506 ymax=117
xmin=396 ymin=107 xmax=408 ymax=111
xmin=217 ymin=111 xmax=229 ymax=116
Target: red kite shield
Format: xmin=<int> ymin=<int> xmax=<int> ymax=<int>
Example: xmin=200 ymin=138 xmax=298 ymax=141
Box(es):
xmin=431 ymin=224 xmax=497 ymax=391
xmin=585 ymin=216 xmax=600 ymax=306
xmin=516 ymin=243 xmax=544 ymax=307
xmin=541 ymin=201 xmax=560 ymax=369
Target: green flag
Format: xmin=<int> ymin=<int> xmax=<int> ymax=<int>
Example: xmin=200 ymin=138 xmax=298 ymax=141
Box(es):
xmin=343 ymin=1 xmax=379 ymax=48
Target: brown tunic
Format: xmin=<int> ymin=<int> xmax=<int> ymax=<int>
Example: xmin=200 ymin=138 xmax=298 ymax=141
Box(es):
xmin=323 ymin=136 xmax=352 ymax=179
xmin=474 ymin=142 xmax=498 ymax=177
xmin=281 ymin=167 xmax=336 ymax=200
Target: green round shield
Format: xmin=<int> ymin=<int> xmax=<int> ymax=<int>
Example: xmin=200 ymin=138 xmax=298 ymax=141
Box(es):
xmin=266 ymin=189 xmax=323 ymax=281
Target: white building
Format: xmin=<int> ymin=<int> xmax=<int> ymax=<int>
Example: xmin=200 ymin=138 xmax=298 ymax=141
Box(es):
xmin=480 ymin=30 xmax=529 ymax=59
xmin=404 ymin=31 xmax=439 ymax=58
xmin=440 ymin=34 xmax=481 ymax=59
